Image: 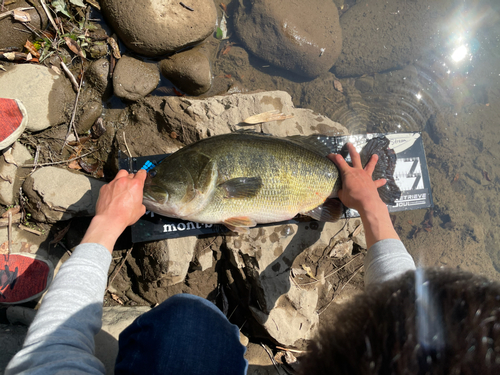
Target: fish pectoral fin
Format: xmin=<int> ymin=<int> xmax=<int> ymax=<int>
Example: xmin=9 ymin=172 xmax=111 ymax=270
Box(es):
xmin=303 ymin=198 xmax=344 ymax=222
xmin=223 ymin=217 xmax=257 ymax=233
xmin=219 ymin=177 xmax=263 ymax=199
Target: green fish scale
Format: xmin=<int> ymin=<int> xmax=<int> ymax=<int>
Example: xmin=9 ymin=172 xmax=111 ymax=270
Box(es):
xmin=192 ymin=135 xmax=339 ymax=223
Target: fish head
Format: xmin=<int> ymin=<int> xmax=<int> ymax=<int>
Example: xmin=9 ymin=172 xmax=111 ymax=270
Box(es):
xmin=143 ymin=164 xmax=197 ymax=218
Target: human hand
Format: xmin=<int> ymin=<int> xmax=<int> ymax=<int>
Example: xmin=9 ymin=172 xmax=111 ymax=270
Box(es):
xmin=328 ymin=142 xmax=387 ymax=215
xmin=81 ymin=169 xmax=147 ymax=252
xmin=94 ymin=169 xmax=147 ymax=228
xmin=328 ymin=143 xmax=399 ymax=248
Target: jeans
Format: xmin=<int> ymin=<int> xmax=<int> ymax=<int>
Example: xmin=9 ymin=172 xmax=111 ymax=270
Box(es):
xmin=115 ymin=293 xmax=248 ymax=374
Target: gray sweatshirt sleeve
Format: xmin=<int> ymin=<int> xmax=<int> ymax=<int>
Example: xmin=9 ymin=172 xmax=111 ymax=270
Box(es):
xmin=6 ymin=243 xmax=112 ymax=375
xmin=364 ymin=238 xmax=416 ymax=286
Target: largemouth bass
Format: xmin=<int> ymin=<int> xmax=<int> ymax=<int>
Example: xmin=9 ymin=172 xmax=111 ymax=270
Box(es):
xmin=143 ymin=132 xmax=400 ymax=233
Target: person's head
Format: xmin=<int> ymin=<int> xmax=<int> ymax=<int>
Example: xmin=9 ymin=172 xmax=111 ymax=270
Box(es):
xmin=299 ymin=267 xmax=500 ymax=374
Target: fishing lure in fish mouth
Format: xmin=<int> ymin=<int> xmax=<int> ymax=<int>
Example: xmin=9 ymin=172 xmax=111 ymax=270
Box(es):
xmin=143 ymin=132 xmax=400 ymax=233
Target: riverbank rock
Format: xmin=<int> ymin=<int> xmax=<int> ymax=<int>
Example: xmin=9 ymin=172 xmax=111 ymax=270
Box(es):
xmin=22 ymin=167 xmax=105 ymax=223
xmin=225 ymin=221 xmax=352 ymax=345
xmin=113 ymin=56 xmax=160 ymax=101
xmin=0 ymin=142 xmax=32 ymax=206
xmin=334 ymin=0 xmax=453 ymax=77
xmin=160 ymin=47 xmax=212 ymax=96
xmin=127 ymin=90 xmax=348 ymax=150
xmin=234 ymin=0 xmax=342 ymax=78
xmin=0 ymin=0 xmax=48 ymax=50
xmin=0 ymin=64 xmax=75 ymax=132
xmin=135 ymin=236 xmax=198 ymax=290
xmin=101 ymin=0 xmax=217 ymax=56
xmin=86 ymin=58 xmax=112 ymax=97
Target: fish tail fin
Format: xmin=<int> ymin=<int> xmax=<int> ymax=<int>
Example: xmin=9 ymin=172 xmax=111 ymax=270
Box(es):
xmin=354 ymin=136 xmax=401 ymax=205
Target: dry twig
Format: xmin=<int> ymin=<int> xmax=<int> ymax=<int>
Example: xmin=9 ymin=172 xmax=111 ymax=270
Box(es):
xmin=22 ymin=149 xmax=98 ymax=167
xmin=106 ymin=247 xmax=133 ymax=293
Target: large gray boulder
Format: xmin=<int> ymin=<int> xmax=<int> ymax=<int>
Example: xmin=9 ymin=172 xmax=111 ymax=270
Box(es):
xmin=22 ymin=167 xmax=105 ymax=223
xmin=0 ymin=65 xmax=75 ymax=132
xmin=101 ymin=0 xmax=217 ymax=56
xmin=234 ymin=0 xmax=342 ymax=78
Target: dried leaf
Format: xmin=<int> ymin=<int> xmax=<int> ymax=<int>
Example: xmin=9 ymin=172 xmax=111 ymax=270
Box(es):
xmin=51 ymin=65 xmax=62 ymax=75
xmin=24 ymin=40 xmax=40 ymax=58
xmin=51 ymin=0 xmax=70 ymax=17
xmin=2 ymin=206 xmax=20 ymax=218
xmin=68 ymin=159 xmax=82 ymax=170
xmin=2 ymin=52 xmax=17 ymax=61
xmin=110 ymin=293 xmax=124 ymax=305
xmin=301 ymin=265 xmax=317 ymax=280
xmin=70 ymin=0 xmax=86 ymax=7
xmin=3 ymin=148 xmax=18 ymax=166
xmin=0 ymin=174 xmax=13 ymax=184
xmin=12 ymin=9 xmax=31 ymax=22
xmin=49 ymin=223 xmax=71 ymax=245
xmin=242 ymin=110 xmax=294 ymax=125
xmin=85 ymin=0 xmax=101 ymax=10
xmin=64 ymin=37 xmax=85 ymax=58
xmin=352 ymin=224 xmax=363 ymax=237
xmin=79 ymin=159 xmax=99 ymax=174
xmin=333 ymin=79 xmax=343 ymax=93
xmin=0 ymin=242 xmax=8 ymax=255
xmin=107 ymin=37 xmax=121 ymax=59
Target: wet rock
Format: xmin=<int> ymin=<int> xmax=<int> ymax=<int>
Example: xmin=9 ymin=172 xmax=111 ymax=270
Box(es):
xmin=0 ymin=142 xmax=33 ymax=206
xmin=234 ymin=0 xmax=342 ymax=78
xmin=226 ymin=221 xmax=350 ymax=345
xmin=86 ymin=58 xmax=112 ymax=97
xmin=101 ymin=0 xmax=217 ymax=57
xmin=136 ymin=236 xmax=197 ymax=289
xmin=0 ymin=64 xmax=75 ymax=132
xmin=160 ymin=47 xmax=212 ymax=96
xmin=76 ymin=101 xmax=103 ymax=134
xmin=0 ymin=0 xmax=48 ymax=50
xmin=22 ymin=167 xmax=105 ymax=223
xmin=134 ymin=90 xmax=348 ymax=143
xmin=335 ymin=0 xmax=453 ymax=77
xmin=113 ymin=56 xmax=160 ymax=101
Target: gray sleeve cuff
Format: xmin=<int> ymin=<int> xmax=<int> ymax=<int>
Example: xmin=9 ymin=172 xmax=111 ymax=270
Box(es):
xmin=364 ymin=238 xmax=416 ymax=286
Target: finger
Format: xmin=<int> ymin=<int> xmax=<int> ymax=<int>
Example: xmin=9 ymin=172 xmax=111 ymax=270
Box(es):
xmin=115 ymin=169 xmax=130 ymax=180
xmin=364 ymin=154 xmax=379 ymax=176
xmin=374 ymin=178 xmax=387 ymax=188
xmin=328 ymin=153 xmax=350 ymax=173
xmin=134 ymin=169 xmax=148 ymax=183
xmin=348 ymin=143 xmax=362 ymax=169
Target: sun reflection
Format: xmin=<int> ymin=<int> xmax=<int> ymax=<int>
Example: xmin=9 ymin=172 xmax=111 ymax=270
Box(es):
xmin=451 ymin=45 xmax=468 ymax=62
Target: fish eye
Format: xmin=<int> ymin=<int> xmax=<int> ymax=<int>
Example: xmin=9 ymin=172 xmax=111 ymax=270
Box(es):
xmin=149 ymin=170 xmax=157 ymax=178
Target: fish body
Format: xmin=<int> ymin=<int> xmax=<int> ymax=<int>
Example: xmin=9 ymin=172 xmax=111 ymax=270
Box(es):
xmin=143 ymin=132 xmax=399 ymax=232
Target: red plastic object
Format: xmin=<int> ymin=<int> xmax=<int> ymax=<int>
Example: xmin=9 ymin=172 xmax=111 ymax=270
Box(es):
xmin=0 ymin=254 xmax=53 ymax=304
xmin=0 ymin=98 xmax=28 ymax=150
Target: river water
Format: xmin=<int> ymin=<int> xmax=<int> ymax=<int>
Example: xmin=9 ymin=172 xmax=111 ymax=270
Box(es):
xmin=208 ymin=0 xmax=500 ymax=281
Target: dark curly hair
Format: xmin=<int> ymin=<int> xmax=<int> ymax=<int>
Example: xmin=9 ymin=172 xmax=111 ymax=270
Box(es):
xmin=299 ymin=267 xmax=500 ymax=375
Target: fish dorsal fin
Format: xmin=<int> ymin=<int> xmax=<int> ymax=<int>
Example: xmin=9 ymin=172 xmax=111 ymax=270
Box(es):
xmin=284 ymin=135 xmax=339 ymax=157
xmin=219 ymin=177 xmax=263 ymax=199
xmin=303 ymin=198 xmax=343 ymax=222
